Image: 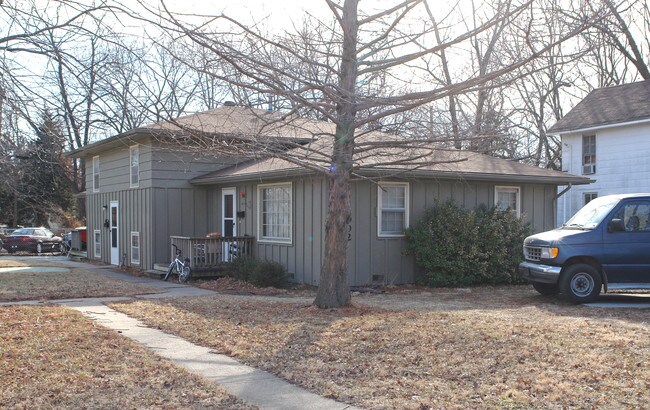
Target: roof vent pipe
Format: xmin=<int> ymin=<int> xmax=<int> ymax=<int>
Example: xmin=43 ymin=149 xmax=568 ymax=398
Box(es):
xmin=267 ymin=94 xmax=273 ymax=112
xmin=223 ymin=101 xmax=236 ymax=107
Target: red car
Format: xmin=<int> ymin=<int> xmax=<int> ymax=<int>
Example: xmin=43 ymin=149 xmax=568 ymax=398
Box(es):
xmin=2 ymin=228 xmax=64 ymax=254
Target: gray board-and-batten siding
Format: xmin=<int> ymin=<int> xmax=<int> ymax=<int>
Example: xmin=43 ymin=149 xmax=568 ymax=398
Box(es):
xmin=206 ymin=176 xmax=556 ymax=286
xmin=84 ymin=139 xmax=557 ymax=285
xmin=85 ymin=140 xmax=231 ymax=269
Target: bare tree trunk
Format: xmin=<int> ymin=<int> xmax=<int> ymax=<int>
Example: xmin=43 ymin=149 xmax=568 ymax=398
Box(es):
xmin=314 ymin=0 xmax=359 ymax=308
xmin=315 ymin=166 xmax=352 ymax=308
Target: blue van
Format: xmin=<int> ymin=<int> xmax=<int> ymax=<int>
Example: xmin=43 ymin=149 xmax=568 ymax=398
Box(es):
xmin=519 ymin=193 xmax=650 ymax=303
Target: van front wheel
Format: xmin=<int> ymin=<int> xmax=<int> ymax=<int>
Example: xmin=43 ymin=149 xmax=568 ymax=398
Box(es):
xmin=560 ymin=263 xmax=602 ymax=304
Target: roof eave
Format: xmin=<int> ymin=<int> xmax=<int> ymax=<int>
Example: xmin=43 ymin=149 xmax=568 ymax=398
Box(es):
xmin=65 ymin=128 xmax=167 ymax=158
xmin=191 ymin=166 xmax=593 ymax=186
xmin=358 ymin=168 xmax=594 ymax=185
xmin=548 ymin=117 xmax=650 ymax=136
xmin=190 ymin=167 xmax=317 ymax=185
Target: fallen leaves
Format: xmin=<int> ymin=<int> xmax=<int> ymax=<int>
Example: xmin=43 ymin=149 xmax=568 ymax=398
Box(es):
xmin=0 ymin=268 xmax=161 ymax=301
xmin=110 ymin=290 xmax=650 ymax=409
xmin=0 ymin=305 xmax=254 ymax=409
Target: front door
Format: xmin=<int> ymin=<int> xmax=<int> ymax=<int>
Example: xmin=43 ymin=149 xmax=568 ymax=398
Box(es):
xmin=222 ymin=188 xmax=237 ymax=261
xmin=110 ymin=201 xmax=119 ymax=265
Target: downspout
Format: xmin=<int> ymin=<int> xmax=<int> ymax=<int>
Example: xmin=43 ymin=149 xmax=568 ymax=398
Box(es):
xmin=553 ymin=183 xmax=572 ymax=227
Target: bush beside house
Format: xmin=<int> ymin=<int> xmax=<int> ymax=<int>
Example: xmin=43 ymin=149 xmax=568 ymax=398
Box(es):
xmin=225 ymin=256 xmax=289 ymax=288
xmin=406 ymin=200 xmax=531 ymax=287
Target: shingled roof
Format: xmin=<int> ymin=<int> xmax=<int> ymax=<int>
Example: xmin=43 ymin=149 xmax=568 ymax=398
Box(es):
xmin=68 ymin=104 xmax=590 ymax=186
xmin=191 ymin=134 xmax=592 ymax=186
xmin=548 ymin=80 xmax=650 ymax=134
xmin=68 ymin=106 xmax=330 ymax=156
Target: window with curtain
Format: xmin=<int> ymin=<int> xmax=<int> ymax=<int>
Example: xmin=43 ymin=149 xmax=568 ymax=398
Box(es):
xmin=258 ymin=183 xmax=292 ymax=242
xmin=378 ymin=183 xmax=409 ymax=236
xmin=495 ymin=186 xmax=521 ymax=217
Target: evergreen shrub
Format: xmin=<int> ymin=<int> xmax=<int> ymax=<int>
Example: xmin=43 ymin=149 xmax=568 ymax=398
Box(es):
xmin=405 ymin=200 xmax=531 ymax=287
xmin=225 ymin=256 xmax=288 ymax=288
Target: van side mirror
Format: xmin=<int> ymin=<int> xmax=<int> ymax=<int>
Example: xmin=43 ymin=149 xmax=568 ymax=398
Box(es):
xmin=608 ymin=218 xmax=625 ymax=233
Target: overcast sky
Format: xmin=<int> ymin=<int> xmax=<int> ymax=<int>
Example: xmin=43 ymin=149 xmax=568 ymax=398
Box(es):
xmin=135 ymin=0 xmax=464 ymax=30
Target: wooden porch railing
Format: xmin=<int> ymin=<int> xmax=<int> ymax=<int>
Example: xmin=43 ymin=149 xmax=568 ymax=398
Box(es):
xmin=170 ymin=236 xmax=254 ymax=271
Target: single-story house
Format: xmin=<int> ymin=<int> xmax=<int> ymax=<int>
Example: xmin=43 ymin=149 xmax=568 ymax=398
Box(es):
xmin=69 ymin=106 xmax=591 ymax=286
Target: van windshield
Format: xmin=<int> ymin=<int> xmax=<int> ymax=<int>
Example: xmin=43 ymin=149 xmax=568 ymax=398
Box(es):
xmin=563 ymin=196 xmax=620 ymax=229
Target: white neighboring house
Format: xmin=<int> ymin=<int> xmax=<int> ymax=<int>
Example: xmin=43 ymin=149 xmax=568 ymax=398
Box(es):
xmin=550 ymin=80 xmax=650 ymax=225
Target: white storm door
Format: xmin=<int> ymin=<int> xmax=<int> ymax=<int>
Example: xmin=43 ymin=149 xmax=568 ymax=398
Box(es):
xmin=222 ymin=188 xmax=237 ymax=261
xmin=110 ymin=201 xmax=119 ymax=265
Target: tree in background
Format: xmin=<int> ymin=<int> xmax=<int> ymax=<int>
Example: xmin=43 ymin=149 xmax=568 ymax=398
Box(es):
xmin=144 ymin=0 xmax=596 ymax=308
xmin=0 ymin=110 xmax=74 ymax=226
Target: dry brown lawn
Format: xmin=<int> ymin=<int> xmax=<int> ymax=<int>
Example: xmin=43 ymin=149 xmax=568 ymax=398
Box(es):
xmin=0 ymin=264 xmax=161 ymax=301
xmin=111 ymin=288 xmax=650 ymax=409
xmin=0 ymin=305 xmax=253 ymax=409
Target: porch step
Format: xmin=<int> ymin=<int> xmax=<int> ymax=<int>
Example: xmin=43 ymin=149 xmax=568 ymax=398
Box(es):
xmin=145 ymin=269 xmax=165 ymax=279
xmin=153 ymin=263 xmax=168 ymax=272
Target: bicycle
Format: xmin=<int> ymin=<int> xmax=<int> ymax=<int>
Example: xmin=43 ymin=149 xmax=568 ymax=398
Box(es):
xmin=164 ymin=244 xmax=192 ymax=283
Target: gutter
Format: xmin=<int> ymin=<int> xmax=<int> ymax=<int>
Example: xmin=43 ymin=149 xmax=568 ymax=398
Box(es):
xmin=553 ymin=183 xmax=573 ymax=201
xmin=553 ymin=183 xmax=573 ymax=228
xmin=191 ymin=167 xmax=593 ymax=186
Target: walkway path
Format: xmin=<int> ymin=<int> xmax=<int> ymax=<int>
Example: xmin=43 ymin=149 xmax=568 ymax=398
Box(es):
xmin=3 ymin=258 xmax=359 ymax=410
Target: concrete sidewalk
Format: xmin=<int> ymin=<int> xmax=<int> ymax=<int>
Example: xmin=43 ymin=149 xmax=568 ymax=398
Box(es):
xmin=60 ymin=298 xmax=358 ymax=410
xmin=5 ymin=258 xmax=359 ymax=410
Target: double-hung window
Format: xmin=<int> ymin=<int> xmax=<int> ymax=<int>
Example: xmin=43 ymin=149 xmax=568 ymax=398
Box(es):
xmin=582 ymin=135 xmax=596 ymax=174
xmin=130 ymin=145 xmax=139 ymax=188
xmin=495 ymin=186 xmax=521 ymax=217
xmin=584 ymin=192 xmax=598 ymax=206
xmin=131 ymin=232 xmax=140 ymax=265
xmin=378 ymin=183 xmax=409 ymax=237
xmin=92 ymin=156 xmax=100 ymax=192
xmin=94 ymin=230 xmax=101 ymax=259
xmin=258 ymin=183 xmax=292 ymax=243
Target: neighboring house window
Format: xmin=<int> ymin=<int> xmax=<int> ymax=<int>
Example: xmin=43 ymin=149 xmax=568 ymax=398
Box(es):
xmin=258 ymin=183 xmax=292 ymax=243
xmin=131 ymin=232 xmax=140 ymax=265
xmin=495 ymin=186 xmax=521 ymax=217
xmin=94 ymin=230 xmax=101 ymax=259
xmin=130 ymin=145 xmax=139 ymax=188
xmin=584 ymin=192 xmax=598 ymax=206
xmin=378 ymin=182 xmax=409 ymax=237
xmin=92 ymin=156 xmax=100 ymax=192
xmin=582 ymin=135 xmax=596 ymax=174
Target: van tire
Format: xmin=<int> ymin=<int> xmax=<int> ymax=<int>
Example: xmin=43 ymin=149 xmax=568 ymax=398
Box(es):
xmin=532 ymin=282 xmax=560 ymax=295
xmin=560 ymin=263 xmax=602 ymax=304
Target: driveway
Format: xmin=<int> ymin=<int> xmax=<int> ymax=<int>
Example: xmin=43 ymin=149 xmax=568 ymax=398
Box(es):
xmin=585 ymin=292 xmax=650 ymax=309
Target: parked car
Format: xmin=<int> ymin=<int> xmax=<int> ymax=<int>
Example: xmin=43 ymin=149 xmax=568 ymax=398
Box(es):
xmin=519 ymin=193 xmax=650 ymax=303
xmin=0 ymin=225 xmax=14 ymax=246
xmin=2 ymin=227 xmax=64 ymax=254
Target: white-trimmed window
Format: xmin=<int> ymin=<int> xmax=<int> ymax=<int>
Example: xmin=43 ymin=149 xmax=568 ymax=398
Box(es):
xmin=582 ymin=135 xmax=596 ymax=174
xmin=495 ymin=186 xmax=521 ymax=217
xmin=94 ymin=230 xmax=101 ymax=259
xmin=130 ymin=145 xmax=139 ymax=188
xmin=131 ymin=232 xmax=140 ymax=265
xmin=258 ymin=183 xmax=292 ymax=243
xmin=378 ymin=182 xmax=409 ymax=237
xmin=92 ymin=156 xmax=100 ymax=192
